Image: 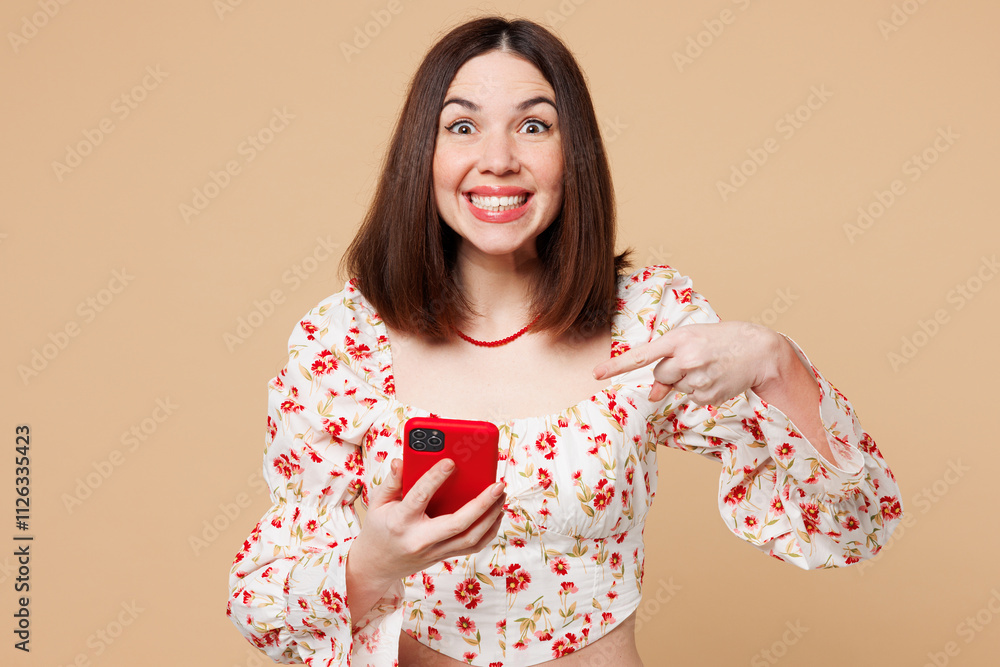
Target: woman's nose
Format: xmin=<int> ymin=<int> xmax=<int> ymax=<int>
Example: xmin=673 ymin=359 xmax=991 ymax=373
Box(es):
xmin=476 ymin=131 xmax=520 ymax=175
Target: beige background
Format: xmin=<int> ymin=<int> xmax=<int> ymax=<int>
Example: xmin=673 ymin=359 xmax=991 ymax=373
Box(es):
xmin=3 ymin=1 xmax=997 ymax=665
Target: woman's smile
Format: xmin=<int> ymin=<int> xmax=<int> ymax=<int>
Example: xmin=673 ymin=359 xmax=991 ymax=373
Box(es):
xmin=463 ymin=186 xmax=534 ymax=222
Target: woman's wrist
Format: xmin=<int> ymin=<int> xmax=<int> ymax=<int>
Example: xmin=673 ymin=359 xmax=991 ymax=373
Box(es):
xmin=345 ymin=530 xmax=404 ymax=625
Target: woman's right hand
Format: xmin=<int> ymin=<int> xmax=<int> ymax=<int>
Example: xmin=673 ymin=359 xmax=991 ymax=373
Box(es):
xmin=351 ymin=457 xmax=507 ymax=584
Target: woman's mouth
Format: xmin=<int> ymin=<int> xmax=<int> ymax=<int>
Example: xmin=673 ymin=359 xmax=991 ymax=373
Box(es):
xmin=463 ymin=192 xmax=533 ymax=222
xmin=467 ymin=193 xmax=530 ymax=212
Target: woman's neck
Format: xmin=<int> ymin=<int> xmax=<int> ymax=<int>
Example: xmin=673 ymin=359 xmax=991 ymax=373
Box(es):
xmin=453 ymin=251 xmax=541 ymax=338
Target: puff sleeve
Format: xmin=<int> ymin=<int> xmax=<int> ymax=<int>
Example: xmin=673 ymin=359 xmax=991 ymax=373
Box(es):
xmin=638 ymin=265 xmax=903 ymax=569
xmin=227 ymin=290 xmax=403 ymax=665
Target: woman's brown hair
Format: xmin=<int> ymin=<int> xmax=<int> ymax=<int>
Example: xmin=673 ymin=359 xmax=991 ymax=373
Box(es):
xmin=341 ymin=14 xmax=632 ymax=343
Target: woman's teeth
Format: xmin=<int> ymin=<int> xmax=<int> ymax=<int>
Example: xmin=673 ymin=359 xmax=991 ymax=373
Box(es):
xmin=469 ymin=193 xmax=528 ymax=211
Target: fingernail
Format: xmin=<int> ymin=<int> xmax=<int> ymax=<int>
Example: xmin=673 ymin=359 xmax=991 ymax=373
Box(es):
xmin=491 ymin=482 xmax=504 ymax=497
xmin=593 ymin=367 xmax=605 ymax=380
xmin=442 ymin=459 xmax=455 ymax=472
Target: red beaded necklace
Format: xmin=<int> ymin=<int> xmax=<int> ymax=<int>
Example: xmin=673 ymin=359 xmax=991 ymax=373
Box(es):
xmin=452 ymin=314 xmax=541 ymax=347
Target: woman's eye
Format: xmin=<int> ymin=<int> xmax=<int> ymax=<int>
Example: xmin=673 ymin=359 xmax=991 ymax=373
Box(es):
xmin=446 ymin=120 xmax=475 ymax=134
xmin=522 ymin=119 xmax=552 ymax=134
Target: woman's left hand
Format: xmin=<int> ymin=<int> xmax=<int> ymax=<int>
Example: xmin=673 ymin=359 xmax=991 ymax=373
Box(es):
xmin=593 ymin=321 xmax=781 ymax=406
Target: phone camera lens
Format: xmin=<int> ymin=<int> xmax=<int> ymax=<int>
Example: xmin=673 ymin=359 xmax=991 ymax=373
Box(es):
xmin=411 ymin=440 xmax=426 ymax=451
xmin=428 ymin=435 xmax=442 ymax=447
xmin=412 ymin=429 xmax=426 ymax=440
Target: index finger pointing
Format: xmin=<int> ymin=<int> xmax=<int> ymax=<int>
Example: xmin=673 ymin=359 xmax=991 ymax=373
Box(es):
xmin=593 ymin=334 xmax=677 ymax=381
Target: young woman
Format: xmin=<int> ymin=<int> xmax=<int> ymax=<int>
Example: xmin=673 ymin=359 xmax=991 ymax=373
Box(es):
xmin=227 ymin=16 xmax=902 ymax=667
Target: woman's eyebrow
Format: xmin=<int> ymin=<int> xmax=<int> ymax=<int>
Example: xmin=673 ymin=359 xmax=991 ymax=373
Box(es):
xmin=441 ymin=95 xmax=556 ymax=113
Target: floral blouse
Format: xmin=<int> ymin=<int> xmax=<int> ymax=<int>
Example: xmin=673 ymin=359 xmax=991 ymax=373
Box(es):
xmin=227 ymin=264 xmax=902 ymax=667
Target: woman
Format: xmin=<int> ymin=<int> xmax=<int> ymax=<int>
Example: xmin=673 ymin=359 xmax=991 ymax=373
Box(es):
xmin=227 ymin=16 xmax=902 ymax=667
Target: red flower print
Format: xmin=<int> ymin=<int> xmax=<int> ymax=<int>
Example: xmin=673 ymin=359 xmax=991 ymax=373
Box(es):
xmin=422 ymin=572 xmax=435 ymax=596
xmin=592 ymin=491 xmax=611 ymax=511
xmin=427 ymin=626 xmax=441 ymax=641
xmin=343 ymin=450 xmax=363 ymax=473
xmin=550 ymin=557 xmax=570 ymax=576
xmin=611 ymin=404 xmax=628 ymax=426
xmin=456 ymin=616 xmax=476 ymax=636
xmin=879 ymin=495 xmax=902 ymax=521
xmin=305 ymin=520 xmax=318 ymax=532
xmin=454 ymin=578 xmax=483 ymax=610
xmin=724 ymin=484 xmax=747 ymax=505
xmin=601 ymin=611 xmax=615 ymax=625
xmin=505 ymin=564 xmax=531 ymax=593
xmin=800 ymin=503 xmax=821 ymax=523
xmin=534 ymin=431 xmax=558 ymax=460
xmin=610 ymin=340 xmax=630 ymax=358
xmin=266 ymin=416 xmax=277 ymax=440
xmin=496 ymin=619 xmax=506 ymax=633
xmin=463 ymin=652 xmax=476 ymax=661
xmin=432 ymin=607 xmax=445 ymax=619
xmin=742 ymin=417 xmax=765 ymax=442
xmin=744 ymin=516 xmax=758 ymax=528
xmin=310 ymin=350 xmax=338 ymax=376
xmin=509 ymin=537 xmax=527 ymax=548
xmin=279 ymin=399 xmax=303 ymax=415
xmin=535 ymin=630 xmax=553 ymax=641
xmin=322 ymin=416 xmax=347 ymax=440
xmin=348 ymin=342 xmax=372 ymax=361
xmin=300 ymin=320 xmax=318 ymax=340
xmin=272 ymin=453 xmax=303 ymax=480
xmin=845 ymin=555 xmax=861 ymax=565
xmin=551 ymin=633 xmax=580 ymax=658
xmin=842 ymin=516 xmax=860 ymax=531
xmin=559 ymin=581 xmax=578 ymax=594
xmin=776 ymin=442 xmax=795 ymax=460
xmin=319 ymin=589 xmax=345 ymax=615
xmin=673 ymin=288 xmax=693 ymax=304
xmin=859 ymin=433 xmax=881 ymax=456
xmin=537 ymin=468 xmax=553 ymax=490
xmin=609 ymin=552 xmax=622 ymax=569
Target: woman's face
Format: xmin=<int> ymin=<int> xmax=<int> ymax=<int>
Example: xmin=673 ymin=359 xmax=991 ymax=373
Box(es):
xmin=432 ymin=50 xmax=563 ymax=267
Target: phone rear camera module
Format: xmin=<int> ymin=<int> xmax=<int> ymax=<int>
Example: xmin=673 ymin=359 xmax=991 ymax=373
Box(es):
xmin=408 ymin=427 xmax=445 ymax=452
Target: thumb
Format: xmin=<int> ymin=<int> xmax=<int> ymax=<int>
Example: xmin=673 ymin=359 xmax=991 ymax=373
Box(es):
xmin=369 ymin=458 xmax=403 ymax=510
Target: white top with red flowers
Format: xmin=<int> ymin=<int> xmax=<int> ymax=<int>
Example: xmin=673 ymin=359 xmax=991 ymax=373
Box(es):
xmin=227 ymin=264 xmax=902 ymax=667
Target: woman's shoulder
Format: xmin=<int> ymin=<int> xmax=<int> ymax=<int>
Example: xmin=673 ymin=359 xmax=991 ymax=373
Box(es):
xmin=617 ymin=263 xmax=694 ymax=302
xmin=614 ymin=263 xmax=713 ymax=347
xmin=281 ymin=278 xmax=390 ymax=386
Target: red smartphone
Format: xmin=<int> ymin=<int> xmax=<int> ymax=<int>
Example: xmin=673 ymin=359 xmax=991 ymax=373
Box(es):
xmin=400 ymin=416 xmax=500 ymax=517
